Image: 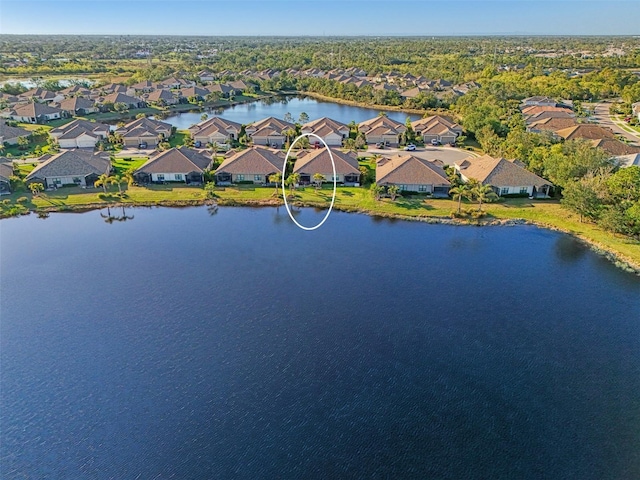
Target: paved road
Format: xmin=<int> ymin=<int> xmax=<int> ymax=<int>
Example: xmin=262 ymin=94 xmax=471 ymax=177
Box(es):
xmin=592 ymin=100 xmax=640 ymax=146
xmin=361 ymin=146 xmax=476 ymax=166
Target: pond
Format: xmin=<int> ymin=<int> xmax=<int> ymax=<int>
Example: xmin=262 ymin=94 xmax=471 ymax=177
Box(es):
xmin=1 ymin=206 xmax=639 ymax=479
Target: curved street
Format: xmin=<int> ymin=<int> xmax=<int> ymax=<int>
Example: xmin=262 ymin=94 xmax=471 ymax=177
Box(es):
xmin=591 ymin=100 xmax=640 ymax=146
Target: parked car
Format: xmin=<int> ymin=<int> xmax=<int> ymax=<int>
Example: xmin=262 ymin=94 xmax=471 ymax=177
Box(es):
xmin=194 ymin=140 xmax=202 ymax=148
xmin=431 ymin=139 xmax=440 ymax=146
xmin=138 ymin=142 xmax=147 ymax=149
xmin=375 ymin=142 xmax=385 ymax=149
xmin=404 ymin=144 xmax=416 ymax=151
xmin=314 ymin=141 xmax=321 ymax=149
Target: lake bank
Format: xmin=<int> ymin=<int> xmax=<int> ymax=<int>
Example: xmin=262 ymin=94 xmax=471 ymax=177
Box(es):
xmin=2 ymin=186 xmax=639 ymax=275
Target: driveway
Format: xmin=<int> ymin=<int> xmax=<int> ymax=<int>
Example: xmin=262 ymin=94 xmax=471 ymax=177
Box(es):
xmin=361 ymin=146 xmax=477 ymax=166
xmin=591 ymin=100 xmax=640 ymax=146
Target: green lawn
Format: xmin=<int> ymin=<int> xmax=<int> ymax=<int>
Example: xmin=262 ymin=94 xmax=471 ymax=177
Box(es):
xmin=1 ymin=184 xmax=639 ymax=270
xmin=169 ymin=130 xmax=190 ymax=148
xmin=111 ymin=157 xmax=148 ymax=175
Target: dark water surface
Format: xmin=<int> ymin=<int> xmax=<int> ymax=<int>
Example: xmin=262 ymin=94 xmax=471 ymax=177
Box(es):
xmin=1 ymin=207 xmax=639 ymax=479
xmin=160 ymin=96 xmax=421 ymax=130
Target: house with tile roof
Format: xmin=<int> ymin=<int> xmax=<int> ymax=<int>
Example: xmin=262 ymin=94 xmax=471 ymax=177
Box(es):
xmin=134 ymin=147 xmax=213 ymax=184
xmin=146 ymin=89 xmax=178 ymax=106
xmin=526 ymin=116 xmax=578 ymax=134
xmin=214 ymin=146 xmax=284 ymax=185
xmin=98 ymin=93 xmax=145 ymax=110
xmin=0 ymin=119 xmax=31 ymax=145
xmin=189 ymin=116 xmax=242 ymax=146
xmin=411 ymin=115 xmax=462 ymax=145
xmin=2 ymin=102 xmax=64 ymax=124
xmin=245 ymin=117 xmax=295 ymax=148
xmin=50 ymin=119 xmax=110 ymax=149
xmin=293 ymin=148 xmax=360 ymax=186
xmin=19 ymin=88 xmax=63 ymax=104
xmin=358 ymin=116 xmax=407 ymax=147
xmin=522 ymin=96 xmax=558 ymax=107
xmin=301 ymin=117 xmax=349 ymax=147
xmin=25 ymin=150 xmax=111 ymax=188
xmin=591 ymin=138 xmax=640 ymax=157
xmin=54 ymin=96 xmax=99 ymax=116
xmin=554 ymin=124 xmax=615 ymax=141
xmin=455 ymin=155 xmax=552 ymax=197
xmin=376 ymin=154 xmax=451 ymax=196
xmin=116 ymin=117 xmax=172 ymax=148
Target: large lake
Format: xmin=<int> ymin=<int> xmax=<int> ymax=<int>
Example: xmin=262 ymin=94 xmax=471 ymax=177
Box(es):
xmin=160 ymin=96 xmax=422 ymax=130
xmin=1 ymin=207 xmax=639 ymax=479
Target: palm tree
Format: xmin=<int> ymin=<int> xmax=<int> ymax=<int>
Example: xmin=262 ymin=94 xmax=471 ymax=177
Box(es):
xmin=473 ymin=183 xmax=498 ymax=212
xmin=369 ymin=183 xmax=384 ymax=201
xmin=29 ymin=182 xmax=44 ymax=196
xmin=449 ymin=184 xmax=470 ymax=214
xmin=312 ymin=173 xmax=325 ymax=190
xmin=269 ymin=172 xmax=282 ymax=195
xmin=110 ymin=175 xmax=123 ymax=195
xmin=387 ymin=184 xmax=400 ymax=201
xmin=94 ymin=173 xmax=111 ymax=193
xmin=123 ymin=169 xmax=135 ymax=188
xmin=286 ymin=173 xmax=300 ymax=192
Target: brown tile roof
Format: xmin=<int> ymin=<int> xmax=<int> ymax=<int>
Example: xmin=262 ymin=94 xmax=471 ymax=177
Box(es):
xmin=555 ymin=124 xmax=615 ymax=141
xmin=411 ymin=115 xmax=462 ymax=134
xmin=146 ymin=89 xmax=176 ymax=102
xmin=376 ymin=154 xmax=450 ymax=186
xmin=0 ymin=119 xmax=31 ymax=141
xmin=591 ymin=138 xmax=640 ymax=156
xmin=0 ymin=161 xmax=13 ymax=182
xmin=302 ymin=117 xmax=349 ymax=135
xmin=521 ymin=105 xmax=573 ymax=117
xmin=527 ymin=116 xmax=578 ymax=132
xmin=26 ymin=150 xmax=110 ymax=180
xmin=246 ymin=117 xmax=295 ymax=137
xmin=116 ymin=117 xmax=172 ymax=137
xmin=10 ymin=102 xmax=63 ymax=117
xmin=55 ymin=96 xmax=96 ymax=112
xmin=51 ymin=119 xmax=109 ymax=137
xmin=455 ymin=154 xmax=551 ymax=187
xmin=293 ymin=148 xmax=360 ymax=176
xmin=358 ymin=116 xmax=406 ymax=135
xmin=215 ymin=146 xmax=284 ymax=175
xmin=190 ymin=116 xmax=242 ymax=136
xmin=136 ymin=147 xmax=212 ymax=174
xmin=100 ymin=92 xmax=143 ymax=105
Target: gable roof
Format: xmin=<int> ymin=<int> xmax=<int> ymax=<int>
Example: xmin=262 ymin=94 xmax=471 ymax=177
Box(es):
xmin=26 ymin=150 xmax=110 ymax=180
xmin=215 ymin=147 xmax=283 ymax=175
xmin=246 ymin=117 xmax=295 ymax=137
xmin=9 ymin=102 xmax=63 ymax=117
xmin=189 ymin=116 xmax=242 ymax=136
xmin=591 ymin=138 xmax=640 ymax=156
xmin=51 ymin=119 xmax=110 ymax=137
xmin=135 ymin=147 xmax=212 ymax=174
xmin=411 ymin=115 xmax=461 ymax=134
xmin=55 ymin=96 xmax=96 ymax=112
xmin=376 ymin=154 xmax=450 ymax=186
xmin=146 ymin=89 xmax=176 ymax=102
xmin=0 ymin=161 xmax=13 ymax=182
xmin=527 ymin=116 xmax=578 ymax=132
xmin=293 ymin=148 xmax=360 ymax=175
xmin=20 ymin=88 xmax=57 ymax=100
xmin=301 ymin=117 xmax=349 ymax=137
xmin=100 ymin=92 xmax=143 ymax=105
xmin=0 ymin=119 xmax=31 ymax=141
xmin=116 ymin=117 xmax=172 ymax=136
xmin=554 ymin=124 xmax=615 ymax=141
xmin=455 ymin=154 xmax=551 ymax=187
xmin=358 ymin=116 xmax=406 ymax=135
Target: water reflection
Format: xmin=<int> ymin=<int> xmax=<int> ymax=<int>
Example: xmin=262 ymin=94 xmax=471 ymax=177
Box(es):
xmin=100 ymin=206 xmax=135 ymax=224
xmin=555 ymin=235 xmax=587 ymax=263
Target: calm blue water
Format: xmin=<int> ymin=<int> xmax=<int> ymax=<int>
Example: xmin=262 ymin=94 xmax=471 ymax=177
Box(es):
xmin=1 ymin=207 xmax=639 ymax=479
xmin=161 ymin=96 xmax=421 ymax=130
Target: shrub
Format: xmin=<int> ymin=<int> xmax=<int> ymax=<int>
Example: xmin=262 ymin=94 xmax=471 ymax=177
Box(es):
xmin=16 ymin=196 xmax=28 ymax=204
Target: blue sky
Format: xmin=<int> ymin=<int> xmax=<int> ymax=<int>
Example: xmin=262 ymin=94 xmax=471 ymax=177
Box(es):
xmin=0 ymin=1 xmax=639 ymax=36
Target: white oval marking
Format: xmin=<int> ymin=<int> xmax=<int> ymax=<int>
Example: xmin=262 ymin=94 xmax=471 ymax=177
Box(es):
xmin=281 ymin=133 xmax=337 ymax=231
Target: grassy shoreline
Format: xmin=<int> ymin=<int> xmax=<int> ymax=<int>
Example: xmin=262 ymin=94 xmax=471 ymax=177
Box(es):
xmin=2 ymin=185 xmax=639 ymax=275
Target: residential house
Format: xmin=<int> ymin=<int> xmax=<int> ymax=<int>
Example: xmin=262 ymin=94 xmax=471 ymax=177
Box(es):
xmin=214 ymin=146 xmax=284 ymax=185
xmin=189 ymin=116 xmax=242 ymax=146
xmin=50 ymin=119 xmax=110 ymax=149
xmin=245 ymin=117 xmax=295 ymax=148
xmin=0 ymin=161 xmax=13 ymax=195
xmin=522 ymin=96 xmax=558 ymax=107
xmin=376 ymin=154 xmax=450 ymax=195
xmin=411 ymin=115 xmax=462 ymax=145
xmin=54 ymin=97 xmax=99 ymax=116
xmin=455 ymin=154 xmax=552 ymax=197
xmin=207 ymin=83 xmax=234 ymax=97
xmin=134 ymin=147 xmax=213 ymax=184
xmin=198 ymin=70 xmax=216 ymax=83
xmin=358 ymin=116 xmax=406 ymax=147
xmin=116 ymin=117 xmax=172 ymax=148
xmin=159 ymin=77 xmax=193 ymax=89
xmin=19 ymin=88 xmax=63 ymax=104
xmin=129 ymin=80 xmax=156 ymax=94
xmin=293 ymin=148 xmax=360 ymax=186
xmin=2 ymin=102 xmax=63 ymax=123
xmin=301 ymin=117 xmax=349 ymax=146
xmin=554 ymin=124 xmax=615 ymax=141
xmin=526 ymin=116 xmax=578 ymax=134
xmin=0 ymin=93 xmax=22 ymax=106
xmin=0 ymin=119 xmax=31 ymax=145
xmin=99 ymin=92 xmax=145 ymax=110
xmin=400 ymin=87 xmax=431 ymax=99
xmin=96 ymin=83 xmax=128 ymax=95
xmin=146 ymin=89 xmax=178 ymax=106
xmin=59 ymin=85 xmax=92 ymax=97
xmin=591 ymin=138 xmax=640 ymax=157
xmin=179 ymin=86 xmax=210 ymax=102
xmin=25 ymin=150 xmax=111 ymax=189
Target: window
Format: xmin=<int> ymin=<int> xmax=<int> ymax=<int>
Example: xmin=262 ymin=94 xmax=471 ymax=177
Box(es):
xmin=72 ymin=177 xmax=81 ymax=184
xmin=175 ymin=174 xmax=183 ymax=181
xmin=237 ymin=175 xmax=245 ymax=181
xmin=53 ymin=178 xmax=62 ymax=185
xmin=398 ymin=184 xmax=407 ymax=191
xmin=418 ymin=185 xmax=428 ymax=192
xmin=157 ymin=174 xmax=165 ymax=181
xmin=501 ymin=187 xmax=509 ymax=195
xmin=254 ymin=175 xmax=262 ymax=181
xmin=520 ymin=187 xmax=528 ymax=194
